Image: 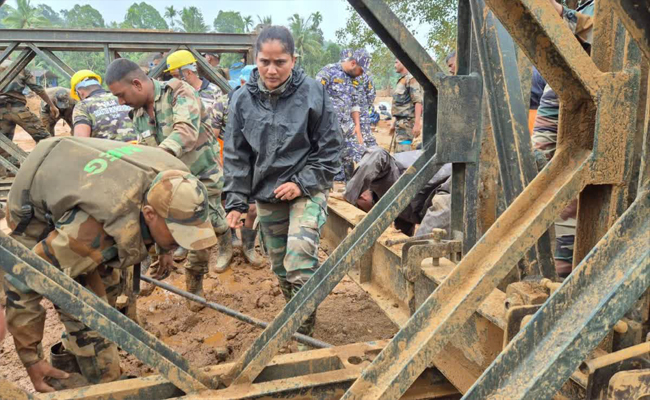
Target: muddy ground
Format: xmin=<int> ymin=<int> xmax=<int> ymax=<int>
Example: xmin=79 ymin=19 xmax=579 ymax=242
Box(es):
xmin=1 ymin=96 xmax=401 ymax=393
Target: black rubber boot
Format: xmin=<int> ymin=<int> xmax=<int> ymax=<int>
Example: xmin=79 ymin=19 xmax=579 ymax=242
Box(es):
xmin=241 ymin=227 xmax=262 ymax=267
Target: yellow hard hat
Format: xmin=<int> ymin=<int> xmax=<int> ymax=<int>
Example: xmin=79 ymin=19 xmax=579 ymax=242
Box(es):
xmin=165 ymin=50 xmax=197 ymax=72
xmin=70 ymin=70 xmax=102 ymax=101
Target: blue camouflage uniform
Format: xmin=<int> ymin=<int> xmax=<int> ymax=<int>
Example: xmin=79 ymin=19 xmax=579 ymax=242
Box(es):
xmin=354 ymin=72 xmax=378 ymax=148
xmin=316 ymin=49 xmax=370 ymax=180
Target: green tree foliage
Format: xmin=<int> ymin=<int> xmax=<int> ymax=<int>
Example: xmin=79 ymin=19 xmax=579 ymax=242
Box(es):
xmin=180 ymin=6 xmax=208 ymax=33
xmin=122 ymin=2 xmax=168 ymax=30
xmin=61 ymin=4 xmax=104 ymax=28
xmin=0 ymin=4 xmax=13 ymax=28
xmin=214 ymin=10 xmax=244 ymax=33
xmin=36 ymin=4 xmax=64 ymax=26
xmin=257 ymin=15 xmax=272 ymax=26
xmin=2 ymin=0 xmax=49 ymax=29
xmin=289 ymin=14 xmax=322 ymax=61
xmin=243 ymin=15 xmax=253 ymax=33
xmin=164 ymin=6 xmax=179 ymax=31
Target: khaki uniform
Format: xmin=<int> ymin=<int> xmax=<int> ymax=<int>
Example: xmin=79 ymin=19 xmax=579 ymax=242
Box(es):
xmin=0 ymin=61 xmax=50 ymax=144
xmin=131 ymin=78 xmax=227 ymax=275
xmin=392 ymin=73 xmax=423 ymax=153
xmin=39 ymin=87 xmax=77 ymax=135
xmin=3 ymin=137 xmax=190 ymax=384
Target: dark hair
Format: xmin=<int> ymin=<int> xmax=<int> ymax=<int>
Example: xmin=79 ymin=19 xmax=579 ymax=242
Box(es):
xmin=445 ymin=50 xmax=457 ymax=63
xmin=105 ymin=58 xmax=148 ymax=85
xmin=255 ymin=25 xmax=295 ymax=56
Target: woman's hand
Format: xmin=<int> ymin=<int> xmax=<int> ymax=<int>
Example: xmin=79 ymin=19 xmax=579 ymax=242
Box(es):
xmin=274 ymin=182 xmax=302 ymax=201
xmin=227 ymin=211 xmax=243 ymax=229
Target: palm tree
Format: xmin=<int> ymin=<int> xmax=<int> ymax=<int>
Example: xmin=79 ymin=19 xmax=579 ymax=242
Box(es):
xmin=164 ymin=6 xmax=178 ymax=31
xmin=288 ymin=14 xmax=321 ymax=64
xmin=257 ymin=15 xmax=272 ymax=25
xmin=243 ymin=15 xmax=253 ymax=33
xmin=180 ymin=6 xmax=208 ymax=33
xmin=311 ymin=11 xmax=322 ymax=30
xmin=2 ymin=0 xmax=50 ymax=29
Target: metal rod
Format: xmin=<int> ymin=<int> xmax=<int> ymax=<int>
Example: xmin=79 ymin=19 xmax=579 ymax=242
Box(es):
xmin=385 ymin=231 xmax=443 ymax=247
xmin=583 ymin=338 xmax=650 ymax=373
xmin=140 ymin=275 xmax=332 ymax=349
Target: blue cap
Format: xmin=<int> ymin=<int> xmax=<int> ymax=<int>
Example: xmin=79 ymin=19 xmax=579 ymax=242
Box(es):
xmin=340 ymin=48 xmax=371 ymax=72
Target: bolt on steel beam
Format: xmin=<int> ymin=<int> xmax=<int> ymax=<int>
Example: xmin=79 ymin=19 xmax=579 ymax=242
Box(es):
xmin=463 ymin=188 xmax=650 ymax=400
xmin=0 ymin=232 xmax=215 ymax=393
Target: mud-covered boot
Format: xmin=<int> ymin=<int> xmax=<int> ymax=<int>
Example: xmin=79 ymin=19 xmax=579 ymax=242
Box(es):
xmin=47 ymin=342 xmax=89 ymax=390
xmin=184 ymin=271 xmax=206 ymax=312
xmin=231 ymin=227 xmax=242 ymax=248
xmin=241 ymin=227 xmax=262 ymax=267
xmin=293 ymin=283 xmax=317 ymax=351
xmin=214 ymin=229 xmax=234 ymax=273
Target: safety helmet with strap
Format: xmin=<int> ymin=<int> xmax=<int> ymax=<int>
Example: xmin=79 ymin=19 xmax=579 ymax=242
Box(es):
xmin=165 ymin=50 xmax=197 ymax=72
xmin=70 ymin=70 xmax=102 ymax=101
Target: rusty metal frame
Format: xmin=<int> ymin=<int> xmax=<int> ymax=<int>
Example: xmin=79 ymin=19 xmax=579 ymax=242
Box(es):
xmin=339 ymin=0 xmax=641 ymax=397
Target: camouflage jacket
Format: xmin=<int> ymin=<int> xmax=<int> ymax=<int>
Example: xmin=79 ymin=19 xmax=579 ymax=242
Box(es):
xmin=197 ymin=78 xmax=227 ymax=138
xmin=73 ymin=89 xmax=137 ymax=141
xmin=316 ymin=63 xmax=360 ymax=134
xmin=40 ymin=87 xmax=77 ymax=114
xmin=354 ymin=73 xmax=376 ymax=116
xmin=131 ymin=79 xmax=222 ymax=191
xmin=392 ymin=73 xmax=423 ymax=119
xmin=0 ymin=61 xmax=46 ymax=104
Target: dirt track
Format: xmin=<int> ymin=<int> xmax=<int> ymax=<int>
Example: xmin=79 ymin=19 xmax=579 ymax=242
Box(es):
xmin=0 ymin=96 xmax=400 ymax=393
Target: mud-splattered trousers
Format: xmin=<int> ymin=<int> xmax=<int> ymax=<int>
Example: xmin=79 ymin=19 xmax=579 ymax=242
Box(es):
xmin=0 ymin=101 xmax=50 ymax=144
xmin=256 ymin=191 xmax=328 ymax=336
xmin=3 ymin=207 xmax=122 ymax=383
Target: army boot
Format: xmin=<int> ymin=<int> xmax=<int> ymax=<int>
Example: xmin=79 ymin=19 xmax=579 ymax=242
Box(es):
xmin=47 ymin=342 xmax=89 ymax=390
xmin=184 ymin=270 xmax=206 ymax=312
xmin=214 ymin=229 xmax=233 ymax=273
xmin=293 ymin=283 xmax=317 ymax=351
xmin=173 ymin=247 xmax=188 ymax=262
xmin=231 ymin=227 xmax=242 ymax=248
xmin=241 ymin=227 xmax=262 ymax=267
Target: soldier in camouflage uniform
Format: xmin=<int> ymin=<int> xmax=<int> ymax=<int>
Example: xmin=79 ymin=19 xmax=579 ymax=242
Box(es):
xmin=391 ymin=59 xmax=423 ymax=153
xmin=316 ymin=48 xmax=370 ymax=181
xmin=532 ymin=0 xmax=594 ymax=277
xmin=353 ymin=72 xmax=378 ymax=148
xmin=0 ymin=60 xmax=57 ymax=148
xmin=3 ymin=137 xmax=216 ymax=392
xmin=105 ymin=58 xmax=232 ymax=309
xmin=71 ymin=72 xmax=136 ymax=141
xmin=225 ymin=26 xmax=342 ymax=340
xmin=39 ymin=87 xmax=77 ymax=135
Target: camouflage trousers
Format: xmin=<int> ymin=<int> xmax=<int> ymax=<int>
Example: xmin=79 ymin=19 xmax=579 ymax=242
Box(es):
xmin=395 ymin=117 xmax=415 ymax=153
xmin=186 ymin=187 xmax=229 ymax=275
xmin=2 ymin=208 xmax=121 ymax=383
xmin=256 ymin=191 xmax=328 ymax=336
xmin=0 ymin=102 xmax=50 ymax=142
xmin=40 ymin=107 xmax=74 ymax=135
xmin=361 ymin=122 xmax=377 ymax=148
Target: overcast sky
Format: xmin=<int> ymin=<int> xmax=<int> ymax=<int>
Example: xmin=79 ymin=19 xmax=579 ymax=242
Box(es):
xmin=6 ymin=0 xmax=351 ymax=42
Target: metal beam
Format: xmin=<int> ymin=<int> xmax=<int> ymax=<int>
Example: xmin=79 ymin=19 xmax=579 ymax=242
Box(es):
xmin=187 ymin=46 xmax=232 ymax=93
xmin=0 ymin=133 xmax=28 ymax=162
xmin=25 ymin=43 xmax=73 ymax=79
xmin=147 ymin=45 xmax=180 ymax=79
xmin=612 ymin=0 xmax=650 ymax=62
xmin=0 ymin=48 xmax=34 ymax=93
xmin=470 ymin=0 xmax=556 ymax=279
xmin=0 ymin=232 xmax=215 ymax=393
xmin=0 ymin=41 xmax=18 ymax=65
xmin=463 ymin=188 xmax=650 ymax=400
xmin=0 ymin=28 xmax=255 ymax=47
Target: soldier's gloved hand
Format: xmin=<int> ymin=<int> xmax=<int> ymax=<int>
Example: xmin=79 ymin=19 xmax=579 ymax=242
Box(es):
xmin=49 ymin=105 xmax=60 ymax=119
xmin=153 ymin=253 xmax=174 ymax=280
xmin=27 ymin=360 xmax=70 ymax=393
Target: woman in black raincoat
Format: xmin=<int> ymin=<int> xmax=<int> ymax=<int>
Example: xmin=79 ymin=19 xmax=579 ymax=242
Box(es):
xmin=223 ymin=26 xmax=342 ymax=338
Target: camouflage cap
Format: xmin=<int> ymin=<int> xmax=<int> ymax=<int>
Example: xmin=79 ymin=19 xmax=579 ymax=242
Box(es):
xmin=146 ymin=170 xmax=217 ymax=251
xmin=53 ymin=88 xmax=71 ymax=109
xmin=340 ymin=48 xmax=371 ymax=72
